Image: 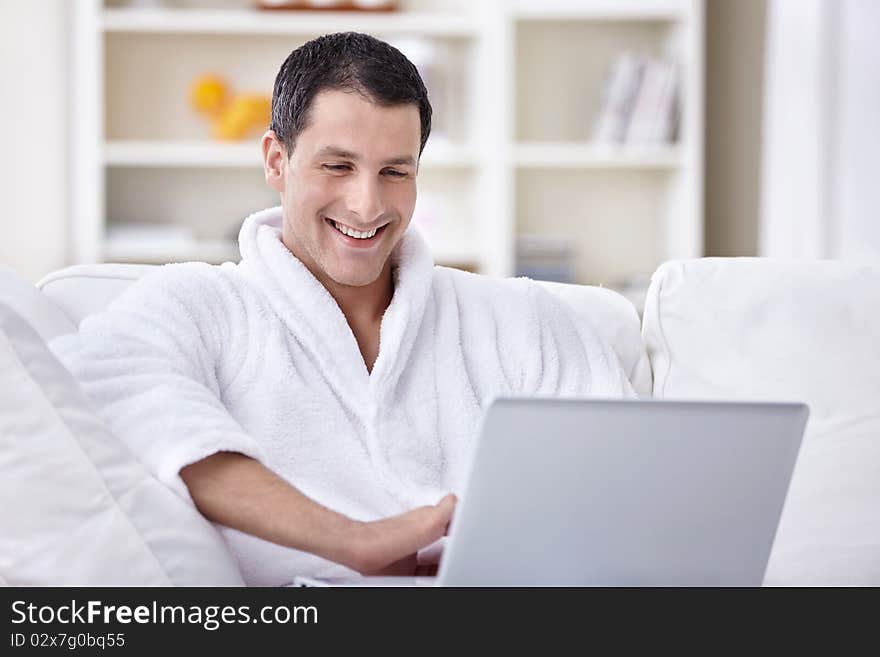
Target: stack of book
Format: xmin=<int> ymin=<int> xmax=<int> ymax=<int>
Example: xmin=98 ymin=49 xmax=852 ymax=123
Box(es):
xmin=591 ymin=52 xmax=681 ymax=146
xmin=514 ymin=234 xmax=577 ymax=284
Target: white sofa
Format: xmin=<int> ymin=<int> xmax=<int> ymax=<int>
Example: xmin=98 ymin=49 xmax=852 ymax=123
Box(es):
xmin=1 ymin=257 xmax=878 ymax=586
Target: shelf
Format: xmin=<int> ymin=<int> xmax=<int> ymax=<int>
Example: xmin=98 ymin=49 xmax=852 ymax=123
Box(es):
xmin=514 ymin=142 xmax=683 ymax=169
xmin=101 ymin=8 xmax=480 ymax=37
xmin=102 ymin=235 xmax=477 ymax=269
xmin=103 ymin=237 xmax=240 ymax=264
xmin=104 ymin=140 xmax=478 ymax=169
xmin=420 ymin=140 xmax=479 ymax=169
xmin=512 ymin=0 xmax=688 ymax=22
xmin=74 ymin=1 xmax=705 ymax=279
xmin=105 ymin=142 xmax=261 ymax=168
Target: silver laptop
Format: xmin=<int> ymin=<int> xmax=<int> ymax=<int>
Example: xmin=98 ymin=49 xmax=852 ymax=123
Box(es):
xmin=293 ymin=398 xmax=808 ymax=587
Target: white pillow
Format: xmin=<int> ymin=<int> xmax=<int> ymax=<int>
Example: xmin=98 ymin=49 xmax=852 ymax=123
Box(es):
xmin=643 ymin=257 xmax=880 ymax=585
xmin=537 ymin=281 xmax=652 ymax=397
xmin=0 ymin=301 xmax=244 ymax=586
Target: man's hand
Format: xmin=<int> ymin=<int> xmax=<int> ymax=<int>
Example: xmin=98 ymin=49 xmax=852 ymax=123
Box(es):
xmin=180 ymin=451 xmax=456 ymax=577
xmin=346 ymin=494 xmax=456 ymax=575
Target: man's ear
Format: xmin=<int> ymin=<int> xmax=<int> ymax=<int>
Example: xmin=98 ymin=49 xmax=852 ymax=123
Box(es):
xmin=262 ymin=130 xmax=287 ymax=192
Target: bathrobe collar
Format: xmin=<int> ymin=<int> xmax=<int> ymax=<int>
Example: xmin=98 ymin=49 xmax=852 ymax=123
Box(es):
xmin=237 ymin=206 xmax=434 ymax=410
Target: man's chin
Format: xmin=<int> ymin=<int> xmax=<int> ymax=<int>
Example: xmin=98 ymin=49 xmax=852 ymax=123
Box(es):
xmin=317 ymin=246 xmax=395 ymax=289
xmin=326 ymin=267 xmax=384 ymax=289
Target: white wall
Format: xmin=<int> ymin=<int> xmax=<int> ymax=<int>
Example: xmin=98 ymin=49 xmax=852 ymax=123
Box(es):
xmin=0 ymin=0 xmax=70 ymax=282
xmin=760 ymin=0 xmax=880 ymax=262
xmin=832 ymin=0 xmax=880 ymax=262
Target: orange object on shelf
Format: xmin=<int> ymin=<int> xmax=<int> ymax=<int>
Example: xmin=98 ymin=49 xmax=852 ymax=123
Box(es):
xmin=189 ymin=74 xmax=272 ymax=142
xmin=190 ymin=75 xmax=229 ymax=117
xmin=213 ymin=95 xmax=272 ymax=141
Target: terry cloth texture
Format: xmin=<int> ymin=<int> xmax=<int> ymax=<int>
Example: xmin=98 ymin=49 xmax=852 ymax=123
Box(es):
xmin=50 ymin=206 xmax=633 ymax=585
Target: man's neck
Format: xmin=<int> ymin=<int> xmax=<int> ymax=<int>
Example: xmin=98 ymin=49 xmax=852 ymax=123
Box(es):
xmin=282 ymin=234 xmax=393 ymax=327
xmin=280 ymin=232 xmax=395 ymax=372
xmin=313 ymin=264 xmax=393 ymax=375
xmin=321 ymin=263 xmax=394 ymax=328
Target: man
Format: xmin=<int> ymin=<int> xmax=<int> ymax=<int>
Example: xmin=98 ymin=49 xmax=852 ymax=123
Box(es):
xmin=51 ymin=32 xmax=633 ymax=586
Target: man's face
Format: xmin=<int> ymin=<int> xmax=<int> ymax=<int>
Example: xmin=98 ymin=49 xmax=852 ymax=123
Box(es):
xmin=267 ymin=89 xmax=421 ymax=289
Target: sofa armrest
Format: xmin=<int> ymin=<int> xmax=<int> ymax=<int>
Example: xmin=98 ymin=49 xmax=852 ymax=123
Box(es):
xmin=37 ymin=263 xmax=158 ymax=328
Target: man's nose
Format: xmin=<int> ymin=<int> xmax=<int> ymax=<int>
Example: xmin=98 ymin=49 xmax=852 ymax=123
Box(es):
xmin=347 ymin=174 xmax=386 ymax=224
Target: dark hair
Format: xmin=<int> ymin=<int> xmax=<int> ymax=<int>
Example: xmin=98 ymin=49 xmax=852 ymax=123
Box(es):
xmin=270 ymin=32 xmax=432 ymax=157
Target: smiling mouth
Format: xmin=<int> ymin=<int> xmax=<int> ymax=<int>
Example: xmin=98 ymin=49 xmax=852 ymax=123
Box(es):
xmin=325 ymin=217 xmax=388 ymax=241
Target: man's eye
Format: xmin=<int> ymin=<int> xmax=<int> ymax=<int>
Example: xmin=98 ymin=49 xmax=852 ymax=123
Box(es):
xmin=324 ymin=164 xmax=351 ymax=171
xmin=383 ymin=169 xmax=406 ymax=177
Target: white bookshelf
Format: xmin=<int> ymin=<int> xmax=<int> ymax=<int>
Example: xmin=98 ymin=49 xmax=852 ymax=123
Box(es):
xmin=514 ymin=143 xmax=683 ymax=169
xmin=105 ymin=141 xmax=264 ymax=168
xmin=512 ymin=0 xmax=689 ymax=22
xmin=104 ymin=237 xmax=240 ymax=264
xmin=104 ymin=140 xmax=478 ymax=168
xmin=72 ymin=0 xmax=704 ymax=304
xmin=512 ymin=0 xmax=704 ymax=304
xmin=101 ymin=7 xmax=480 ymax=36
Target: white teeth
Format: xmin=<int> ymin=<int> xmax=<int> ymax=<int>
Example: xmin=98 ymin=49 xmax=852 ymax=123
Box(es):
xmin=331 ymin=220 xmax=379 ymax=239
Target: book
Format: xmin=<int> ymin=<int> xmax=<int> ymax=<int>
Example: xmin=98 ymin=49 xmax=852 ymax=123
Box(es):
xmin=624 ymin=59 xmax=679 ymax=145
xmin=591 ymin=52 xmax=645 ymax=144
xmin=651 ymin=62 xmax=679 ymax=143
xmin=515 ymin=234 xmax=577 ymax=284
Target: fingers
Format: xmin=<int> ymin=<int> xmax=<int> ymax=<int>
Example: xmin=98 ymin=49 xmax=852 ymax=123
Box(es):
xmin=437 ymin=492 xmax=457 ymax=510
xmin=351 ymin=495 xmax=459 ymax=575
xmin=436 ymin=493 xmax=457 ymax=535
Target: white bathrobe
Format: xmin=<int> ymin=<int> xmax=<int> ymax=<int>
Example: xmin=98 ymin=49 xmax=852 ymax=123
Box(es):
xmin=50 ymin=206 xmax=633 ymax=586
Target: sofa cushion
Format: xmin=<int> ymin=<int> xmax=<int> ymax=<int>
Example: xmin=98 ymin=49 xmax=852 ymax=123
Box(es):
xmin=0 ymin=265 xmax=75 ymax=340
xmin=0 ymin=300 xmax=244 ymax=586
xmin=643 ymin=258 xmax=880 ymax=585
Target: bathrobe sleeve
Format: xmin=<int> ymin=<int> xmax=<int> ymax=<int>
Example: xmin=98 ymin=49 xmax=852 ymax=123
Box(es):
xmin=523 ymin=282 xmax=637 ymax=399
xmin=49 ymin=263 xmax=266 ymax=501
